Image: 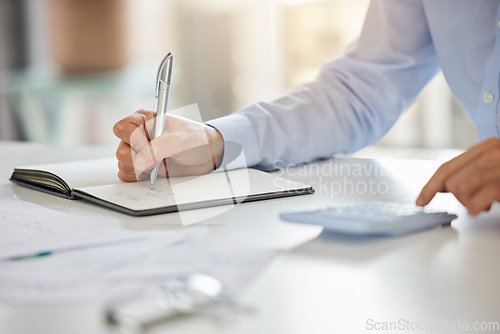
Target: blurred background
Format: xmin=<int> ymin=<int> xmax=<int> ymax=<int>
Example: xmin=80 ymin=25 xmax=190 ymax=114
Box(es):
xmin=0 ymin=0 xmax=477 ymax=151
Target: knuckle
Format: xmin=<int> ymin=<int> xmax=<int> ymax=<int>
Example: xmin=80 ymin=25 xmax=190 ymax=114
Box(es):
xmin=485 ymin=137 xmax=500 ymax=146
xmin=117 ymin=171 xmax=127 ymax=181
xmin=137 ymin=109 xmax=155 ymax=119
xmin=117 ymin=160 xmax=129 ymax=171
xmin=456 ymin=178 xmax=472 ymax=195
xmin=444 ymin=178 xmax=455 ymax=192
xmin=436 ymin=161 xmax=452 ymax=175
xmin=489 ymin=147 xmax=500 ymax=161
xmin=113 ymin=122 xmax=124 ymax=136
xmin=116 ymin=146 xmax=130 ymax=161
xmin=477 ymin=147 xmax=500 ymax=165
xmin=118 ymin=171 xmax=136 ymax=182
xmin=130 ymin=128 xmax=146 ymax=146
xmin=485 ymin=183 xmax=500 ymax=198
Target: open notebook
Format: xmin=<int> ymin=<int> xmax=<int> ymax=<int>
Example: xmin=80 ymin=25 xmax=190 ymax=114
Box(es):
xmin=10 ymin=158 xmax=314 ymax=216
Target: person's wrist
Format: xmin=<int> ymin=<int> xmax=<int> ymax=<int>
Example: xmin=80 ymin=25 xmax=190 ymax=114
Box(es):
xmin=206 ymin=125 xmax=224 ymax=169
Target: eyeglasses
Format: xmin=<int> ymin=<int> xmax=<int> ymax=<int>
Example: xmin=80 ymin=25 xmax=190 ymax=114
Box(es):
xmin=105 ymin=273 xmax=242 ymax=334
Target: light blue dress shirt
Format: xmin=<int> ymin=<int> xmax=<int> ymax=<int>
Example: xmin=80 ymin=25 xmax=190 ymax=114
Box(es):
xmin=207 ymin=0 xmax=500 ymax=170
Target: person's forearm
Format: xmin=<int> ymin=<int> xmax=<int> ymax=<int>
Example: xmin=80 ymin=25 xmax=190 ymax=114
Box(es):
xmin=209 ymin=0 xmax=439 ymax=170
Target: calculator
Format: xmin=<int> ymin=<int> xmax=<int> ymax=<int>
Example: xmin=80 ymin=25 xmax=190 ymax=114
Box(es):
xmin=280 ymin=202 xmax=458 ymax=236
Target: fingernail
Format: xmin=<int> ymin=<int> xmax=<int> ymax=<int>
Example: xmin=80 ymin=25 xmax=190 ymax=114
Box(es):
xmin=416 ymin=196 xmax=425 ymax=206
xmin=467 ymin=207 xmax=479 ymax=217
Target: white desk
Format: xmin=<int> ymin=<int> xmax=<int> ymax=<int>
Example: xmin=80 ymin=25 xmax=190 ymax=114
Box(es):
xmin=1 ymin=142 xmax=500 ymax=334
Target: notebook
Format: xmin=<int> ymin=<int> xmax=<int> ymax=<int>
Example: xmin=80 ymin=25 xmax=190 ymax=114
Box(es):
xmin=10 ymin=158 xmax=314 ymax=216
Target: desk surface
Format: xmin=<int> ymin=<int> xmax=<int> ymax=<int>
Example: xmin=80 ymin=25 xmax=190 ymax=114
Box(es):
xmin=1 ymin=142 xmax=499 ymax=334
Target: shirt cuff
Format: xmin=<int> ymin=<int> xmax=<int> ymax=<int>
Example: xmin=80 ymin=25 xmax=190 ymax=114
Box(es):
xmin=206 ymin=113 xmax=260 ymax=170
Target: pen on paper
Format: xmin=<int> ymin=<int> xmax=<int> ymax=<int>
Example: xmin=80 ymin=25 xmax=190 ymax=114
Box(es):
xmin=9 ymin=251 xmax=52 ymax=262
xmin=3 ymin=236 xmax=149 ymax=263
xmin=150 ymin=52 xmax=174 ymax=189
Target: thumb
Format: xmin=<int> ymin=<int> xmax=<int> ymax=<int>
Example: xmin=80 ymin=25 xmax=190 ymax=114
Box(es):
xmin=133 ymin=142 xmax=158 ymax=172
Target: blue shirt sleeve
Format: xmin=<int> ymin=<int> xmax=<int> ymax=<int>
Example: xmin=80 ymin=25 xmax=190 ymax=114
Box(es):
xmin=207 ymin=0 xmax=440 ymax=170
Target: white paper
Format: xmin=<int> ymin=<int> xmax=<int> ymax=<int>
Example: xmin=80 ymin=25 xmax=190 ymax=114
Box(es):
xmin=0 ymin=229 xmax=277 ymax=304
xmin=0 ymin=196 xmax=278 ymax=304
xmin=0 ymin=233 xmax=187 ymax=303
xmin=0 ymin=196 xmax=162 ymax=261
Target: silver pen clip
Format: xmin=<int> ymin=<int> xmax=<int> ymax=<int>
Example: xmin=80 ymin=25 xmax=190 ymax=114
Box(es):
xmin=155 ymin=53 xmax=173 ymax=98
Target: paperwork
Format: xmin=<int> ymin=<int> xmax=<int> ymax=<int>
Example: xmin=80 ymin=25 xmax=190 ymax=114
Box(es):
xmin=0 ymin=196 xmax=154 ymax=261
xmin=0 ymin=196 xmax=278 ymax=304
xmin=0 ymin=196 xmax=182 ymax=302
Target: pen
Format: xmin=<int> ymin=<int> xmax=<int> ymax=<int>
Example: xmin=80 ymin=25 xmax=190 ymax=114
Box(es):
xmin=3 ymin=237 xmax=149 ymax=262
xmin=9 ymin=251 xmax=52 ymax=262
xmin=150 ymin=52 xmax=174 ymax=189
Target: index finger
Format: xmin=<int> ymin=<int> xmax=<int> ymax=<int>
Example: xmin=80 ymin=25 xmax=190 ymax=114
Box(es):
xmin=416 ymin=139 xmax=499 ymax=206
xmin=113 ymin=110 xmax=155 ymax=151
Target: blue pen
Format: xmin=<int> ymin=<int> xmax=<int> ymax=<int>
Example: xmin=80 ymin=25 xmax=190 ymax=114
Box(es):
xmin=4 ymin=236 xmax=149 ymax=263
xmin=9 ymin=251 xmax=53 ymax=262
